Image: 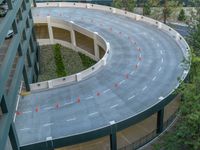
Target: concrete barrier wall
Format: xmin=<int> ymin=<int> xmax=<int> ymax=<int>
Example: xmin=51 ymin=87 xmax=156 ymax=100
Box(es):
xmin=30 ymin=16 xmax=108 ymax=92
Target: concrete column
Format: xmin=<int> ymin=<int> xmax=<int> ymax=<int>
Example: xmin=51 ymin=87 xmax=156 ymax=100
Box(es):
xmin=70 ymin=21 xmax=76 ymax=51
xmin=157 ymin=108 xmax=164 ymax=134
xmin=110 ymin=121 xmax=117 ymax=150
xmin=46 ymin=137 xmax=54 ymax=150
xmin=1 ymin=97 xmax=8 ymax=113
xmin=29 ymin=36 xmax=35 ymax=53
xmin=23 ymin=66 xmax=30 ymax=91
xmin=176 ymin=33 xmax=180 ymax=41
xmin=7 ymin=0 xmax=13 ymax=10
xmin=12 ymin=20 xmax=18 ymax=34
xmin=48 ymin=80 xmax=53 ymax=89
xmin=33 ymin=0 xmax=37 ymax=7
xmin=136 ymin=14 xmax=140 ymax=21
xmin=47 ymin=16 xmax=54 ymax=44
xmin=27 ymin=50 xmax=32 ymax=67
xmin=76 ymin=73 xmax=82 ymax=82
xmin=34 ymin=62 xmax=39 ymax=79
xmin=9 ymin=123 xmax=20 ymax=150
xmin=112 ymin=8 xmax=116 ymax=13
xmin=158 ymin=22 xmax=162 ymax=29
xmin=93 ymin=32 xmax=100 ymax=61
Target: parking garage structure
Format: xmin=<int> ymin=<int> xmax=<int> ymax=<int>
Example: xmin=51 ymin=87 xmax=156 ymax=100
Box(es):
xmin=13 ymin=2 xmax=191 ymax=150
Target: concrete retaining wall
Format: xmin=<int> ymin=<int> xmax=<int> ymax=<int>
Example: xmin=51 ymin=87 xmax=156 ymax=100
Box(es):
xmin=30 ymin=16 xmax=108 ymax=92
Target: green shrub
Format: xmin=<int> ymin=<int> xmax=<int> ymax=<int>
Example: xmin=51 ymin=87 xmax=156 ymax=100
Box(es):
xmin=178 ymin=9 xmax=186 ymax=21
xmin=53 ymin=44 xmax=67 ymax=77
xmin=78 ymin=52 xmax=96 ymax=69
xmin=143 ymin=3 xmax=151 ymax=16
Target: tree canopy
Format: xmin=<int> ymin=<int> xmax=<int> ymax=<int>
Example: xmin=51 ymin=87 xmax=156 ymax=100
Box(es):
xmin=112 ymin=0 xmax=136 ymax=12
xmin=154 ymin=8 xmax=200 ymax=150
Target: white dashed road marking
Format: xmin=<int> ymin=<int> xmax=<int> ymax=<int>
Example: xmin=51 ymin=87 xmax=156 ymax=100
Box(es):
xmin=142 ymin=86 xmax=147 ymax=91
xmin=66 ymin=117 xmax=76 ymax=122
xmin=103 ymin=89 xmax=111 ymax=94
xmin=85 ymin=96 xmax=94 ymax=100
xmin=130 ymin=71 xmax=134 ymax=75
xmin=160 ymin=50 xmax=163 ymax=54
xmin=64 ymin=102 xmax=74 ymax=106
xmin=23 ymin=111 xmax=32 ymax=114
xmin=20 ymin=128 xmax=30 ymax=131
xmin=128 ymin=95 xmax=135 ymax=101
xmin=43 ymin=123 xmax=54 ymax=127
xmin=152 ymin=76 xmax=157 ymax=81
xmin=119 ymin=80 xmax=125 ymax=85
xmin=88 ymin=112 xmax=98 ymax=116
xmin=161 ymin=58 xmax=163 ymax=63
xmin=158 ymin=67 xmax=162 ymax=72
xmin=110 ymin=104 xmax=119 ymax=109
xmin=44 ymin=106 xmax=53 ymax=110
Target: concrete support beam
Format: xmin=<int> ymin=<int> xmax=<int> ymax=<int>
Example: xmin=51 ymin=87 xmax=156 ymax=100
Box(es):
xmin=110 ymin=121 xmax=117 ymax=150
xmin=34 ymin=62 xmax=39 ymax=78
xmin=70 ymin=21 xmax=76 ymax=51
xmin=1 ymin=96 xmax=8 ymax=113
xmin=33 ymin=0 xmax=37 ymax=7
xmin=46 ymin=137 xmax=54 ymax=150
xmin=136 ymin=14 xmax=140 ymax=21
xmin=157 ymin=108 xmax=164 ymax=134
xmin=158 ymin=22 xmax=162 ymax=29
xmin=48 ymin=80 xmax=53 ymax=89
xmin=94 ymin=32 xmax=100 ymax=61
xmin=76 ymin=73 xmax=82 ymax=82
xmin=7 ymin=0 xmax=13 ymax=10
xmin=22 ymin=67 xmax=30 ymax=91
xmin=27 ymin=50 xmax=32 ymax=67
xmin=176 ymin=33 xmax=180 ymax=41
xmin=47 ymin=16 xmax=54 ymax=44
xmin=9 ymin=123 xmax=20 ymax=150
xmin=110 ymin=132 xmax=117 ymax=150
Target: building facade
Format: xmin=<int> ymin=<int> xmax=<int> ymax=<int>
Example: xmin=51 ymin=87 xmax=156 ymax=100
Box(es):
xmin=0 ymin=0 xmax=38 ymax=149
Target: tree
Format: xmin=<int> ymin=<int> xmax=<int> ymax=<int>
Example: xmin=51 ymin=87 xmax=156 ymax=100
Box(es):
xmin=178 ymin=9 xmax=186 ymax=21
xmin=125 ymin=0 xmax=136 ymax=12
xmin=148 ymin=0 xmax=160 ymax=6
xmin=112 ymin=0 xmax=123 ymax=9
xmin=163 ymin=0 xmax=180 ymax=24
xmin=188 ymin=22 xmax=200 ymax=56
xmin=143 ymin=2 xmax=151 ymax=16
xmin=112 ymin=0 xmax=136 ymax=12
xmin=154 ymin=14 xmax=200 ymax=150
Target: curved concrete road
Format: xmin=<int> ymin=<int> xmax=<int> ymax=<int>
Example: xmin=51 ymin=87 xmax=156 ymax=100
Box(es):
xmin=15 ymin=7 xmax=185 ymax=146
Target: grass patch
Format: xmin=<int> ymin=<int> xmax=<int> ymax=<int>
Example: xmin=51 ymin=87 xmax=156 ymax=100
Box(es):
xmin=38 ymin=45 xmax=96 ymax=81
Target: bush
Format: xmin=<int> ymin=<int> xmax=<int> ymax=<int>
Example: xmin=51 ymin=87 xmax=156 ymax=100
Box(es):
xmin=143 ymin=3 xmax=151 ymax=16
xmin=178 ymin=9 xmax=186 ymax=21
xmin=53 ymin=44 xmax=67 ymax=77
xmin=78 ymin=52 xmax=96 ymax=69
